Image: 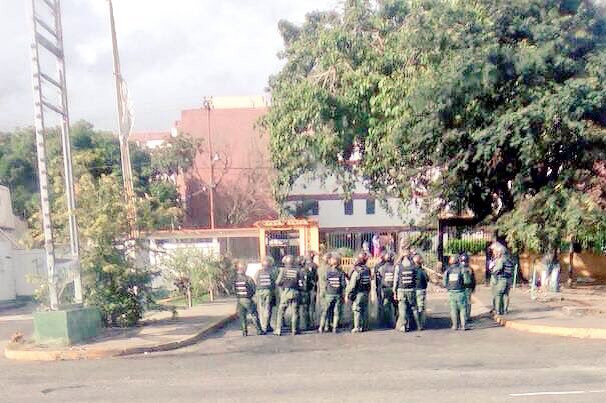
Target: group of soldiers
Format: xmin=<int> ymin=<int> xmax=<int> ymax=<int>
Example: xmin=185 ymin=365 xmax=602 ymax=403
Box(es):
xmin=233 ymin=247 xmax=436 ymax=337
xmin=233 ymin=239 xmax=517 ymax=336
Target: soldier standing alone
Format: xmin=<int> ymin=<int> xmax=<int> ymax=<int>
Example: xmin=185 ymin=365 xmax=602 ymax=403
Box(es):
xmin=234 ymin=261 xmax=264 ymax=336
xmin=274 ymin=255 xmax=302 ymax=336
xmin=254 ymin=256 xmax=277 ymax=333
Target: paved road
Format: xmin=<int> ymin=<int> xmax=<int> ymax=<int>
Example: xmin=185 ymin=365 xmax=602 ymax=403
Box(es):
xmin=0 ymin=304 xmax=34 ymax=353
xmin=1 ymin=295 xmax=606 ymax=403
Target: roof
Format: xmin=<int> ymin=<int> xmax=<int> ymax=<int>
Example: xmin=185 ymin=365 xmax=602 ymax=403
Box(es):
xmin=129 ymin=131 xmax=171 ymax=142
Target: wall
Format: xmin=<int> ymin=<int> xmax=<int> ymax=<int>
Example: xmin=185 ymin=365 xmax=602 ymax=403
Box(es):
xmin=467 ymin=253 xmax=606 ymax=284
xmin=12 ymin=249 xmax=46 ymax=296
xmin=0 ymin=241 xmax=16 ymax=301
xmin=288 ymin=172 xmax=424 ymax=229
xmin=315 ymin=198 xmax=422 ymax=229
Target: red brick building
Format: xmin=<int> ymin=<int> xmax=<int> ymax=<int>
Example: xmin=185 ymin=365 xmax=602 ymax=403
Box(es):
xmin=131 ymin=96 xmax=277 ymax=228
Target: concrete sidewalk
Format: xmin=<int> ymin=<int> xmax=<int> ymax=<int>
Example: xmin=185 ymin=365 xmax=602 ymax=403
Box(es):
xmin=4 ymin=299 xmax=236 ymax=361
xmin=472 ymin=285 xmax=606 ymax=339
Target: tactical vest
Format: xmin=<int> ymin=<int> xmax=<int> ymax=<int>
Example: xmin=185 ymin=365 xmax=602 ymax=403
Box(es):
xmin=234 ymin=273 xmax=253 ymax=298
xmin=381 ymin=264 xmax=395 ymax=288
xmin=305 ymin=263 xmax=318 ymax=288
xmin=326 ymin=269 xmax=343 ymax=295
xmin=397 ymin=264 xmax=416 ymax=290
xmin=356 ymin=266 xmax=371 ymax=292
xmin=415 ymin=266 xmax=428 ymax=290
xmin=446 ymin=267 xmax=464 ymax=291
xmin=301 ymin=269 xmax=315 ymax=292
xmin=502 ymin=258 xmax=515 ymax=278
xmin=281 ymin=266 xmax=299 ymax=289
xmin=257 ymin=269 xmax=274 ymax=290
xmin=461 ymin=266 xmax=473 ymax=287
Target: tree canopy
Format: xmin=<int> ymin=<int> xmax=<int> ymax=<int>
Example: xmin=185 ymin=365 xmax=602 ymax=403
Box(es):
xmin=0 ymin=121 xmax=201 ymax=323
xmin=263 ymin=0 xmax=606 ymax=252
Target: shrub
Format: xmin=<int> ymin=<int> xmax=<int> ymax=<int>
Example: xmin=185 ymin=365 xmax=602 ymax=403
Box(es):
xmin=444 ymin=239 xmax=489 ymax=256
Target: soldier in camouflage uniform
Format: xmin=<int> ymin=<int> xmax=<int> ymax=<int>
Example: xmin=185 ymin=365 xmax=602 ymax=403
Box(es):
xmin=297 ymin=253 xmax=318 ymax=331
xmin=444 ymin=255 xmax=470 ymax=331
xmin=347 ymin=252 xmax=372 ymax=333
xmin=393 ymin=253 xmax=421 ymax=332
xmin=413 ymin=254 xmax=429 ymax=330
xmin=318 ymin=254 xmax=346 ymax=334
xmin=254 ymin=256 xmax=277 ymax=333
xmin=303 ymin=251 xmax=319 ymax=329
xmin=377 ymin=251 xmax=397 ymax=328
xmin=459 ymin=253 xmax=476 ymax=322
xmin=233 ymin=261 xmax=264 ymax=336
xmin=274 ymin=255 xmax=302 ymax=336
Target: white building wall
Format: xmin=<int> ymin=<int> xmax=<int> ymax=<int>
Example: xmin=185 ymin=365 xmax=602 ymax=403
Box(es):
xmin=13 ymin=250 xmax=46 ymax=296
xmin=314 ymin=198 xmax=421 ymax=229
xmin=288 ymin=172 xmax=424 ymax=229
xmin=0 ymin=241 xmax=16 ymax=301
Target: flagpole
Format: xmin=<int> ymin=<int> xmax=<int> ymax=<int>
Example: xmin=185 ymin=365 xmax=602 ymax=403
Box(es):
xmin=108 ymin=0 xmax=137 ymax=238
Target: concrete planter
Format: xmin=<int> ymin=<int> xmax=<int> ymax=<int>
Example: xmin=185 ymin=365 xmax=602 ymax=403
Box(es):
xmin=34 ymin=307 xmax=102 ymax=346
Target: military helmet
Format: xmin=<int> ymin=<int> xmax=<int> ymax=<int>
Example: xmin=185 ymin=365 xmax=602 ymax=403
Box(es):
xmin=235 ymin=260 xmax=246 ymax=272
xmin=261 ymin=255 xmax=274 ymax=268
xmin=282 ymin=255 xmax=294 ymax=266
xmin=328 ymin=253 xmax=341 ymax=267
xmin=355 ymin=251 xmax=369 ymax=266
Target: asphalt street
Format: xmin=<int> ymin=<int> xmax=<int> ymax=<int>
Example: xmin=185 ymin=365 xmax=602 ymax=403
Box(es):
xmin=1 ymin=294 xmax=605 ymax=403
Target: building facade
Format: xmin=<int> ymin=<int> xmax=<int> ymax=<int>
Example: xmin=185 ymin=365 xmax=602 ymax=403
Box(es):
xmin=131 ymin=95 xmax=277 ymax=229
xmin=285 ymin=172 xmax=428 ymax=256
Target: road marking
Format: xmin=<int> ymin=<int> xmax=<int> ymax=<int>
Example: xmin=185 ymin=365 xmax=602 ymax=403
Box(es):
xmin=510 ymin=390 xmax=606 ymax=397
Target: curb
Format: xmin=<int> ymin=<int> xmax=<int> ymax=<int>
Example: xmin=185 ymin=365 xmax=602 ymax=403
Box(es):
xmin=471 ymin=295 xmax=606 ymax=340
xmin=4 ymin=313 xmax=236 ymax=362
xmin=492 ymin=314 xmax=606 ymax=340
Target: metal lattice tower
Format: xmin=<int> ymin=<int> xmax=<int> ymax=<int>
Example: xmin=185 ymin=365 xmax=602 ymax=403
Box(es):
xmin=28 ymin=0 xmax=82 ymax=309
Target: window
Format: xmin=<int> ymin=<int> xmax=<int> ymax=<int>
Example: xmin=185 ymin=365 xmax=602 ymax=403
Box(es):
xmin=293 ymin=200 xmax=319 ymax=216
xmin=344 ymin=200 xmax=354 ymax=215
xmin=366 ymin=198 xmax=376 ymax=215
xmin=310 ymin=200 xmax=319 ymax=215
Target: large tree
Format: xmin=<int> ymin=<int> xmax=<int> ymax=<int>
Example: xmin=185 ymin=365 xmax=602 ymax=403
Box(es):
xmin=0 ymin=121 xmax=199 ymax=324
xmin=263 ymin=0 xmax=606 ymax=252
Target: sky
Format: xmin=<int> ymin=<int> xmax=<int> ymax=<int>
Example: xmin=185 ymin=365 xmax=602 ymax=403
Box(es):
xmin=0 ymin=0 xmax=341 ymax=133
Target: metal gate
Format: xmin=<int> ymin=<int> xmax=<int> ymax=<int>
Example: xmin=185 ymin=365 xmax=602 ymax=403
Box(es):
xmin=266 ymin=230 xmax=300 ymax=263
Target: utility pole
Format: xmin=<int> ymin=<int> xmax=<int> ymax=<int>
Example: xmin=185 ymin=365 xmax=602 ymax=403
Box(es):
xmin=28 ymin=0 xmax=82 ymax=309
xmin=108 ymin=0 xmax=137 ymax=238
xmin=203 ymin=97 xmax=216 ymax=229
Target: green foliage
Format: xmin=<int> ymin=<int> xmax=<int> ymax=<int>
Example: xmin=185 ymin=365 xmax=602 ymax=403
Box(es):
xmin=150 ymin=133 xmax=202 ymax=177
xmin=335 ymin=247 xmax=355 ymax=258
xmin=264 ymin=0 xmax=606 ymax=252
xmin=161 ymin=247 xmax=236 ymax=301
xmin=1 ymin=121 xmax=204 ymax=326
xmin=444 ymin=239 xmax=490 ymax=256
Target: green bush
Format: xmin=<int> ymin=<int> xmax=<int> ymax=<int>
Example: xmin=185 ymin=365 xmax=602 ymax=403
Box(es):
xmin=83 ymin=246 xmax=152 ymax=328
xmin=444 ymin=239 xmax=489 ymax=256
